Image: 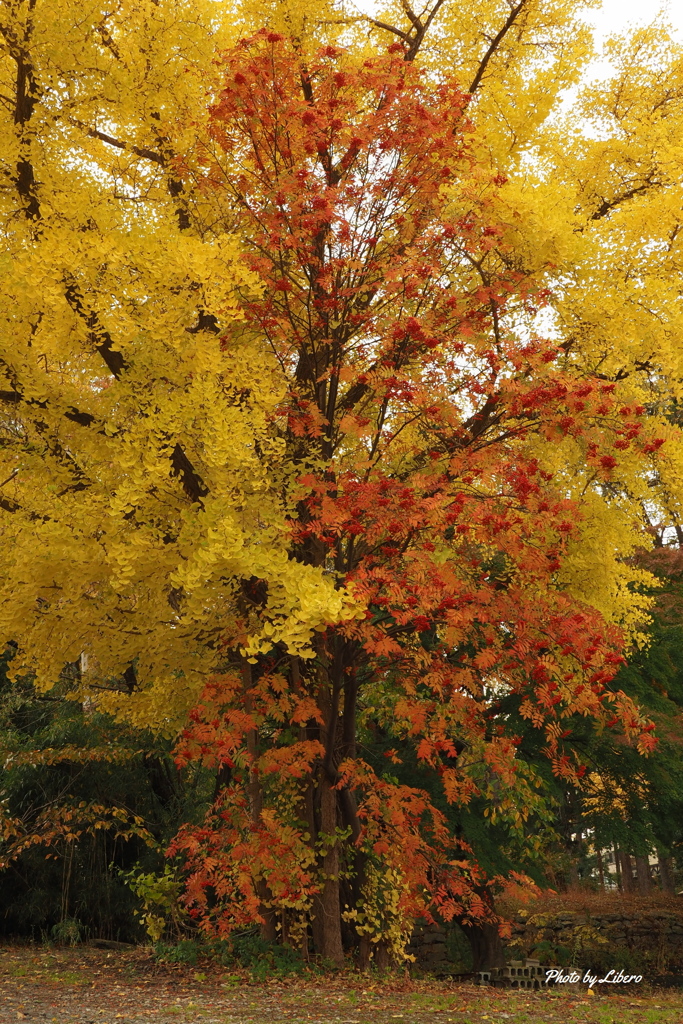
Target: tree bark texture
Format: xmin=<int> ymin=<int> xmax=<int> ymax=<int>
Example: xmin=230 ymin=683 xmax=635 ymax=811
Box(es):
xmin=463 ymin=920 xmax=506 ymax=971
xmin=635 ymin=854 xmax=651 ymax=895
xmin=311 ymin=776 xmax=344 ymax=964
xmin=618 ymin=849 xmax=634 ymax=893
xmin=596 ymin=847 xmax=605 ymax=891
xmin=659 ymin=854 xmax=676 ymax=894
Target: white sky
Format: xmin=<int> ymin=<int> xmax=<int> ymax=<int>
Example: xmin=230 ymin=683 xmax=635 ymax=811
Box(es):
xmin=353 ymin=1 xmax=683 ymax=67
xmin=350 ymin=1 xmax=683 ymax=106
xmin=586 ymin=0 xmax=682 ymax=79
xmin=589 ymin=0 xmax=682 ymax=43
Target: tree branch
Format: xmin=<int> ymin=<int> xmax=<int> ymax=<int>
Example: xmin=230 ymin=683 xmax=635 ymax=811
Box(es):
xmin=68 ymin=118 xmax=165 ymax=166
xmin=589 ymin=179 xmax=662 ymax=221
xmin=63 ymin=281 xmax=127 ymax=378
xmin=62 ymin=283 xmax=209 ymax=504
xmin=363 ymin=0 xmax=448 ymax=61
xmin=0 ymin=390 xmax=97 ymax=428
xmin=364 ymin=17 xmax=410 ymax=43
xmin=170 ymin=444 xmax=208 ymax=504
xmin=468 ymin=0 xmax=528 ymax=94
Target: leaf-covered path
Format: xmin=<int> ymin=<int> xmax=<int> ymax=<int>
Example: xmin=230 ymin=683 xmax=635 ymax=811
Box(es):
xmin=2 ymin=946 xmax=682 ymax=1024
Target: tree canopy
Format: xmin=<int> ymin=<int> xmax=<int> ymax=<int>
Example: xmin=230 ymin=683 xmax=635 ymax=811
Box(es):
xmin=1 ymin=0 xmax=682 ymax=966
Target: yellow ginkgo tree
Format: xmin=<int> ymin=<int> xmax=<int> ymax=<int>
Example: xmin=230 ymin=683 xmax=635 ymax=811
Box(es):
xmin=0 ymin=0 xmax=361 ymax=733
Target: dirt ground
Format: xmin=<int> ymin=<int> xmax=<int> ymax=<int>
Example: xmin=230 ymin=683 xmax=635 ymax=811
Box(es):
xmin=2 ymin=944 xmax=683 ymax=1024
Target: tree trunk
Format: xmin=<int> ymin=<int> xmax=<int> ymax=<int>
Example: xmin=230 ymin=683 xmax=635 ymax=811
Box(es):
xmin=635 ymin=855 xmax=651 ymax=895
xmin=618 ymin=849 xmax=634 ymax=892
xmin=463 ymin=920 xmax=506 ymax=971
xmin=596 ymin=847 xmax=605 ymax=891
xmin=659 ymin=854 xmax=676 ymax=894
xmin=374 ymin=939 xmax=390 ymax=970
xmin=567 ymin=857 xmax=580 ymax=890
xmin=311 ymin=776 xmax=344 ymax=965
xmin=212 ymin=761 xmax=232 ymax=802
xmin=257 ymin=885 xmax=277 ymax=943
xmin=242 ymin=658 xmax=277 ymax=942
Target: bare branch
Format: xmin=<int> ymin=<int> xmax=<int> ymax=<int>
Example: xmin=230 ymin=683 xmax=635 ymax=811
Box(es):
xmin=0 ymin=389 xmax=97 ymax=428
xmin=468 ymin=0 xmax=528 ymax=94
xmin=69 ymin=118 xmax=165 ymax=166
xmin=363 ymin=17 xmax=410 ymax=43
xmin=589 ymin=179 xmax=663 ymax=221
xmin=362 ymin=0 xmax=448 ymax=60
xmin=400 ymin=0 xmax=422 ymax=30
xmin=413 ymin=0 xmax=448 ymax=60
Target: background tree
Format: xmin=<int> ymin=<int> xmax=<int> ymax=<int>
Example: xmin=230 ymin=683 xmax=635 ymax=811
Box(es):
xmin=0 ymin=648 xmax=200 ymax=942
xmin=577 ymin=547 xmax=683 ymax=893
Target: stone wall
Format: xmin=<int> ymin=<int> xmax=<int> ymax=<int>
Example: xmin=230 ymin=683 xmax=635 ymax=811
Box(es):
xmin=405 ymin=920 xmax=454 ymax=973
xmin=507 ymin=907 xmax=683 ymax=973
xmin=406 ymin=905 xmax=683 ymax=975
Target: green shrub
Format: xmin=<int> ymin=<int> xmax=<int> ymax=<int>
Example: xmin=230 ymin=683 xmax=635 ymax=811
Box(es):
xmin=121 ymin=864 xmax=189 ymax=942
xmin=155 ymin=931 xmax=310 ymax=981
xmin=155 ymin=939 xmax=203 ymax=966
xmin=50 ymin=918 xmax=83 ymax=945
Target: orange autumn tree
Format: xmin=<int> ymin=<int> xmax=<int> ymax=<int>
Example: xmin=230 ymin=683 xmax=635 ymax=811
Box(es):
xmin=166 ymin=34 xmax=660 ymax=965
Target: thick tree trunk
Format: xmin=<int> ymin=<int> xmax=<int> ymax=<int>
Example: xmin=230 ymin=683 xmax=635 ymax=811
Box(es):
xmin=659 ymin=854 xmax=676 ymax=894
xmin=257 ymin=885 xmax=277 ymax=943
xmin=374 ymin=939 xmax=390 ymax=970
xmin=463 ymin=920 xmax=506 ymax=971
xmin=455 ymin=882 xmax=507 ymax=971
xmin=635 ymin=855 xmax=651 ymax=895
xmin=567 ymin=858 xmax=580 ymax=890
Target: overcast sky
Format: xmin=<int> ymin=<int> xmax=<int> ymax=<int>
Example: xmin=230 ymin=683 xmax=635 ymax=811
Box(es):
xmin=589 ymin=0 xmax=682 ymax=43
xmin=353 ymin=1 xmax=683 ymax=66
xmin=586 ymin=0 xmax=681 ymax=80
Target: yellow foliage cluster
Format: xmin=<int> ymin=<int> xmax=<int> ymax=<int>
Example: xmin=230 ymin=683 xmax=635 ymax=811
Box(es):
xmin=0 ymin=0 xmax=363 ymax=733
xmin=0 ymin=0 xmax=681 ymax=738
